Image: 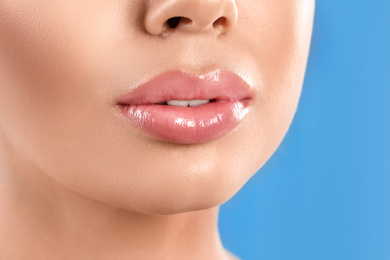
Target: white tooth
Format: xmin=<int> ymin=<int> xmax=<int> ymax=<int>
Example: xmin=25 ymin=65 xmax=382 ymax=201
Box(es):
xmin=167 ymin=100 xmax=190 ymax=107
xmin=188 ymin=99 xmax=210 ymax=107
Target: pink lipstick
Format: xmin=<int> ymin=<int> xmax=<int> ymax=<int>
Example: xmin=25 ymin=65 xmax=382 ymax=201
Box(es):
xmin=117 ymin=69 xmax=254 ymax=144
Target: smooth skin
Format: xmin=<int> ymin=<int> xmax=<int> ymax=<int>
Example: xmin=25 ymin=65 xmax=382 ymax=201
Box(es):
xmin=0 ymin=0 xmax=314 ymax=259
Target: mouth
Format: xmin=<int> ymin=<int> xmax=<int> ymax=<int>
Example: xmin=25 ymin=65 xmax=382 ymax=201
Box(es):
xmin=154 ymin=99 xmax=216 ymax=107
xmin=117 ymin=69 xmax=254 ymax=144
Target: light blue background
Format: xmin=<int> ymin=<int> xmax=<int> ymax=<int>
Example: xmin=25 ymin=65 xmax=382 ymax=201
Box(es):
xmin=219 ymin=1 xmax=390 ymax=259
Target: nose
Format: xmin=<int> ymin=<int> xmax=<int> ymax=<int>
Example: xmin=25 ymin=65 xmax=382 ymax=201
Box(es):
xmin=144 ymin=0 xmax=238 ymax=36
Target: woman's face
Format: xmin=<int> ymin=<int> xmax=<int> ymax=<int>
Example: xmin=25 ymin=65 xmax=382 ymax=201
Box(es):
xmin=0 ymin=0 xmax=314 ymax=214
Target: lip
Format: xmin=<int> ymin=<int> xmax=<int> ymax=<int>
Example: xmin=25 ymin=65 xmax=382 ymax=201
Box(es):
xmin=117 ymin=69 xmax=254 ymax=144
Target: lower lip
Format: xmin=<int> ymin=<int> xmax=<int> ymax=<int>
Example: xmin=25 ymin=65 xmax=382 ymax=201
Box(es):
xmin=120 ymin=100 xmax=250 ymax=144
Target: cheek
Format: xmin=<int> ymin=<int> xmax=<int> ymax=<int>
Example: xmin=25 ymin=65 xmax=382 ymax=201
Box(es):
xmin=0 ymin=1 xmax=126 ymax=159
xmin=0 ymin=2 xmax=131 ymax=199
xmin=233 ymin=0 xmax=315 ymax=172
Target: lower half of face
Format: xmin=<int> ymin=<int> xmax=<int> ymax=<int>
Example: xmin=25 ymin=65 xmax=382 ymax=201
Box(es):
xmin=0 ymin=0 xmax=314 ymax=214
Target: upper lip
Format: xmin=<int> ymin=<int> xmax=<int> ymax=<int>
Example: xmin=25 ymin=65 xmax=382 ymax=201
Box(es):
xmin=117 ymin=69 xmax=254 ymax=106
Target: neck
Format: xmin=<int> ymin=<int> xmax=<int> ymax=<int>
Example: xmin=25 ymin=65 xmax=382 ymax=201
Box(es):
xmin=0 ymin=135 xmax=230 ymax=259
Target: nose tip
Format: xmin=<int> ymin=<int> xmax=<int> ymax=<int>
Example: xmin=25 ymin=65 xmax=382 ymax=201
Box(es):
xmin=144 ymin=0 xmax=238 ymax=36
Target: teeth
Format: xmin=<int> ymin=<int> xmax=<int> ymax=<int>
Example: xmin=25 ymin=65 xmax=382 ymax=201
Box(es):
xmin=188 ymin=100 xmax=210 ymax=107
xmin=166 ymin=100 xmax=210 ymax=107
xmin=167 ymin=100 xmax=190 ymax=107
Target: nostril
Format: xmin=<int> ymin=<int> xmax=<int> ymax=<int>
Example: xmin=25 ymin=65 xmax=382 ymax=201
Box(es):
xmin=167 ymin=16 xmax=229 ymax=31
xmin=166 ymin=17 xmax=192 ymax=29
xmin=145 ymin=0 xmax=238 ymax=36
xmin=213 ymin=17 xmax=228 ymax=30
xmin=167 ymin=17 xmax=182 ymax=28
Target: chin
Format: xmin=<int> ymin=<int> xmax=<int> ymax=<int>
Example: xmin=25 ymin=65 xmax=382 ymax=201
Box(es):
xmin=132 ymin=192 xmax=234 ymax=216
xmin=101 ymin=168 xmax=248 ymax=216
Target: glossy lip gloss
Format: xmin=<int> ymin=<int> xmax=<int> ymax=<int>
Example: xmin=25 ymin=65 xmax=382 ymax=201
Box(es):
xmin=117 ymin=69 xmax=254 ymax=144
